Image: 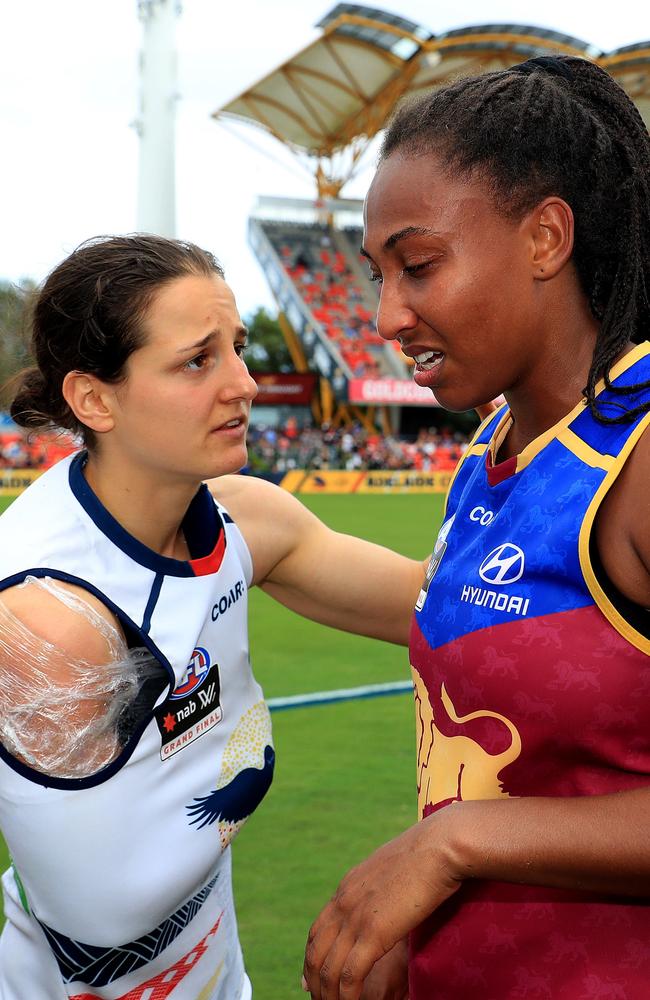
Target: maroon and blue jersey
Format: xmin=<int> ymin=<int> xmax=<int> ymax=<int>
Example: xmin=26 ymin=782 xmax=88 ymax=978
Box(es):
xmin=410 ymin=343 xmax=650 ymax=999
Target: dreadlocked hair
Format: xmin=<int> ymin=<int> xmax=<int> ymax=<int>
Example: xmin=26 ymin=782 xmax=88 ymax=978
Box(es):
xmin=380 ymin=56 xmax=650 ymax=423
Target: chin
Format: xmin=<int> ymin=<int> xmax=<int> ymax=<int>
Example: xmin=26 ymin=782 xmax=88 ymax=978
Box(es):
xmin=434 ymin=392 xmax=475 ymax=413
xmin=204 ymin=448 xmax=248 ymax=482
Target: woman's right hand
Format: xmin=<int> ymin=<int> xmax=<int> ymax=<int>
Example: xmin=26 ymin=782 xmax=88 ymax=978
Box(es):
xmin=302 ymin=813 xmax=462 ymax=1000
xmin=359 ymin=938 xmax=409 ymax=1000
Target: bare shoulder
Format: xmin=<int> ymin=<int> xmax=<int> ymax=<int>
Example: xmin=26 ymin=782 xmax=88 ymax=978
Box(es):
xmin=205 ymin=475 xmax=318 ymax=584
xmin=595 ymin=422 xmax=650 ymax=606
xmin=0 ymin=580 xmax=120 ymax=668
xmin=207 ymin=473 xmax=295 ymax=512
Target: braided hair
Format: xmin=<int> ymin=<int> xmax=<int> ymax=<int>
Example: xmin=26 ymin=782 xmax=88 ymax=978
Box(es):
xmin=380 ymin=56 xmax=650 ymax=423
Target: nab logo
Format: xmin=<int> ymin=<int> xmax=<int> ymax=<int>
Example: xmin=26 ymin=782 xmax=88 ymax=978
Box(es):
xmin=171 ymin=647 xmax=211 ymax=700
xmin=479 ymin=544 xmax=525 ymax=586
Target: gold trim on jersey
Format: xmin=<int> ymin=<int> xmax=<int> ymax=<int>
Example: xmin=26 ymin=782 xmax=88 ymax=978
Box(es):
xmin=556 ymin=428 xmax=615 ymax=471
xmin=578 ymin=408 xmax=650 ymax=656
xmin=487 ymin=342 xmax=650 ymax=475
xmin=442 ymin=406 xmax=504 ymax=518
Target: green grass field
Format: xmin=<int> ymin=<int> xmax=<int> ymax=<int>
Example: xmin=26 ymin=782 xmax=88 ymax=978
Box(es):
xmin=0 ymin=490 xmax=445 ymax=998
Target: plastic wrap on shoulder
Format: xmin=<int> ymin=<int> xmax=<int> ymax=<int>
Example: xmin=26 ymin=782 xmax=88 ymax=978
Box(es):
xmin=0 ymin=577 xmax=164 ymax=779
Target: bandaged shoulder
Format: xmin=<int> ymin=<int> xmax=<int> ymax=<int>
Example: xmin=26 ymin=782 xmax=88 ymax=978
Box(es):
xmin=0 ymin=577 xmax=162 ymax=779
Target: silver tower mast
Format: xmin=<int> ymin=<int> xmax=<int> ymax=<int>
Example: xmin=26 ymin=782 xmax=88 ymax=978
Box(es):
xmin=136 ymin=0 xmax=180 ymax=236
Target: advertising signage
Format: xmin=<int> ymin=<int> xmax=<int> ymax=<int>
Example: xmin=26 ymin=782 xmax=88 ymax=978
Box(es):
xmin=348 ymin=378 xmax=441 ymax=406
xmin=252 ymin=373 xmax=318 ymax=406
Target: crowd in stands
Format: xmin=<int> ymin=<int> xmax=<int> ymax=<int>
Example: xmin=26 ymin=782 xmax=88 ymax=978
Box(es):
xmin=246 ymin=419 xmax=469 ymax=474
xmin=274 ymin=226 xmax=384 ymax=379
xmin=1 ymin=421 xmax=469 ymax=477
xmin=0 ymin=430 xmax=78 ymax=470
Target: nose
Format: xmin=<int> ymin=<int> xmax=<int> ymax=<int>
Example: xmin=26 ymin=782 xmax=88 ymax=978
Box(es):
xmin=221 ymin=351 xmax=258 ymax=404
xmin=375 ymin=281 xmax=419 ymax=342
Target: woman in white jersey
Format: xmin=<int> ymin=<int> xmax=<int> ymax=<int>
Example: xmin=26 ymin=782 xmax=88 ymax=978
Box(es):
xmin=0 ymin=234 xmax=426 ymax=1000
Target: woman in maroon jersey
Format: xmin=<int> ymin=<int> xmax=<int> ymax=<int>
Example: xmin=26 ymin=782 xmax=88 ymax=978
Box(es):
xmin=303 ymin=56 xmax=650 ymax=1000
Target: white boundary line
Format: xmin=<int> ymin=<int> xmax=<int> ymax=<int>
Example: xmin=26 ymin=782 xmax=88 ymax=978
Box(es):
xmin=267 ymin=680 xmax=413 ymax=712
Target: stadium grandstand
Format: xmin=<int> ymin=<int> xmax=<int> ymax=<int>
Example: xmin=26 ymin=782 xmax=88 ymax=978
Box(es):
xmin=213 ymin=3 xmax=650 ymax=434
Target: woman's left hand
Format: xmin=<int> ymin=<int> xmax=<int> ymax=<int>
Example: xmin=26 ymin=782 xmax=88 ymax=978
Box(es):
xmin=302 ymin=815 xmax=460 ymax=1000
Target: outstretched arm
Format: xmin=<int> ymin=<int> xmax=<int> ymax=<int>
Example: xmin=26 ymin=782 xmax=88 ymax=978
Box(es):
xmin=208 ymin=475 xmax=425 ymax=645
xmin=302 ymin=787 xmax=650 ymax=1000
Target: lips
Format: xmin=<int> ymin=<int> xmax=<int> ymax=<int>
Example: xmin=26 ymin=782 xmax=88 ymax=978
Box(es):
xmin=401 ymin=344 xmax=445 ymax=377
xmin=213 ymin=414 xmax=247 ymax=432
xmin=399 ymin=344 xmax=445 ymax=388
xmin=412 ymin=349 xmax=443 ymax=371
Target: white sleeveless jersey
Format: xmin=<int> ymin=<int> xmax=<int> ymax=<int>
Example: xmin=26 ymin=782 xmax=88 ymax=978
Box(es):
xmin=0 ymin=453 xmax=274 ymax=1000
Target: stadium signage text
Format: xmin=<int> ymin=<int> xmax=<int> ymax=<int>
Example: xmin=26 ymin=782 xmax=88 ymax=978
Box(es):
xmin=252 ymin=373 xmax=317 ymax=406
xmin=279 ymin=469 xmax=451 ymax=494
xmin=348 ymin=378 xmax=441 ymax=406
xmin=357 ymin=470 xmax=452 ymax=494
xmin=0 ymin=469 xmax=42 ymax=495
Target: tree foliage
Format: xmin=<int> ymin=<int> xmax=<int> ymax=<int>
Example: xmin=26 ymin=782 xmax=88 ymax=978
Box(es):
xmin=0 ymin=280 xmax=35 ymax=399
xmin=244 ymin=307 xmax=293 ymax=373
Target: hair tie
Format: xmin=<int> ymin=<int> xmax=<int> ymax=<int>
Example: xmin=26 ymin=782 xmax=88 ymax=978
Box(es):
xmin=511 ymin=56 xmax=573 ymax=81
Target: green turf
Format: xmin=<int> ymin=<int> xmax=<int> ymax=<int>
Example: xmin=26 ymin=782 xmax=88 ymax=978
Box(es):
xmin=234 ymin=695 xmax=416 ymax=999
xmin=249 ymin=494 xmax=445 ymax=698
xmin=0 ymin=489 xmax=446 ymax=997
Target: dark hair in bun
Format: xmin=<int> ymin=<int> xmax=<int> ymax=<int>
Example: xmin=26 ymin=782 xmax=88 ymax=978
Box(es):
xmin=10 ymin=233 xmax=224 ymax=444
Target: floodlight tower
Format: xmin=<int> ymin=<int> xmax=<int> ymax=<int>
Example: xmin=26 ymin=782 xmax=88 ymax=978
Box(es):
xmin=136 ymin=0 xmax=180 ymax=236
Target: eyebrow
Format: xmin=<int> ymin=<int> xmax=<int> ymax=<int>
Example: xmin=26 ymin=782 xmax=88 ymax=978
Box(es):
xmin=176 ymin=326 xmax=248 ymax=355
xmin=360 ymin=226 xmax=440 ymax=260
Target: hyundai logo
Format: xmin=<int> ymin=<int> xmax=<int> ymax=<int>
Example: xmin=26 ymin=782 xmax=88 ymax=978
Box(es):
xmin=479 ymin=544 xmax=525 ymax=585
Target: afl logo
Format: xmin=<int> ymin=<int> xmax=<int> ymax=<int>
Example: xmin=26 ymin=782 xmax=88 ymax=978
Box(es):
xmin=170 ymin=647 xmax=211 ymax=700
xmin=479 ymin=543 xmax=525 ymax=585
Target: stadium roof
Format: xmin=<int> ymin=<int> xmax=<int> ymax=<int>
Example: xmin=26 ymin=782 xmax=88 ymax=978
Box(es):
xmin=212 ymin=3 xmax=650 ymax=197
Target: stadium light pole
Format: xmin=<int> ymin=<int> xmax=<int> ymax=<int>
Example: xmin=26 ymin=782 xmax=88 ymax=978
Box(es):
xmin=135 ymin=0 xmax=180 ymax=237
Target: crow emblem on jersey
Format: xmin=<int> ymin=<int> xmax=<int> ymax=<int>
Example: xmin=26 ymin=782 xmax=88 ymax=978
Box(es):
xmin=187 ymin=745 xmax=275 ymax=829
xmin=186 ymin=700 xmax=275 ymax=848
xmin=154 ymin=647 xmax=223 ymax=760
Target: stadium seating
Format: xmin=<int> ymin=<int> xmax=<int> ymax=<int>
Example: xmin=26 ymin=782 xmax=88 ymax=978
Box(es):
xmin=259 ymin=219 xmax=407 ymax=379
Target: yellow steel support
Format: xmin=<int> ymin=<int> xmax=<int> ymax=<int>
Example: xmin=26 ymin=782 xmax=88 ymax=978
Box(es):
xmin=277 ymin=312 xmax=310 ymax=373
xmin=320 ymin=377 xmax=334 ymax=424
xmin=311 ymin=394 xmax=322 ymax=425
xmin=347 ymin=405 xmax=378 ymax=434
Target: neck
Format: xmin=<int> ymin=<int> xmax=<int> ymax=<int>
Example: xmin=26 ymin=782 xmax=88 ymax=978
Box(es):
xmin=500 ymin=293 xmax=602 ymax=459
xmin=83 ymin=451 xmax=199 ymax=559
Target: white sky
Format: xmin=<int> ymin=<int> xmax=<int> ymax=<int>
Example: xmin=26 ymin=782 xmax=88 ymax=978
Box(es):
xmin=2 ymin=0 xmax=649 ymax=318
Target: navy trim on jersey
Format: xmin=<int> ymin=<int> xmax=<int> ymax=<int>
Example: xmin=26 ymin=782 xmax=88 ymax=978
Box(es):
xmin=142 ymin=573 xmax=164 ymax=635
xmin=182 ymin=485 xmax=221 ymax=558
xmin=68 ymin=454 xmax=224 ymax=577
xmin=0 ymin=568 xmax=174 ymax=791
xmin=39 ymin=872 xmax=220 ymax=986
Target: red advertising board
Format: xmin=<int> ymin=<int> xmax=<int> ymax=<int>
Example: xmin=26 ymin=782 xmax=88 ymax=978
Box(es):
xmin=252 ymin=373 xmax=317 ymax=405
xmin=348 ymin=378 xmax=441 ymax=406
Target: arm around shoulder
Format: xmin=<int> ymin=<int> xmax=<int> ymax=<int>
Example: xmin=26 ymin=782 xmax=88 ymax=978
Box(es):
xmin=207 ymin=475 xmax=425 ymax=644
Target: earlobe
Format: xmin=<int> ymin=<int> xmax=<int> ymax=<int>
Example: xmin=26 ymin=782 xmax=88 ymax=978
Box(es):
xmin=530 ymin=197 xmax=574 ymax=280
xmin=61 ymin=372 xmax=116 ymax=435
